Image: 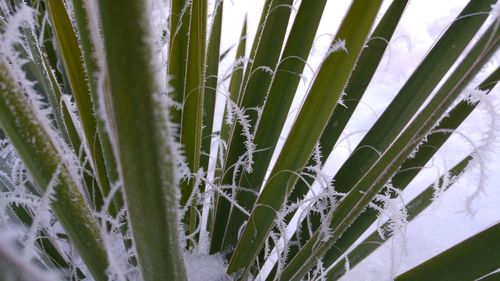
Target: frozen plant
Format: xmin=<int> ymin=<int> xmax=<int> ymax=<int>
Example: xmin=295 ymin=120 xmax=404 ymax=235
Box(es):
xmin=0 ymin=0 xmax=499 ymax=281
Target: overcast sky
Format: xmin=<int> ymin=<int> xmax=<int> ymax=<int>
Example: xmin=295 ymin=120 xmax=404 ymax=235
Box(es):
xmin=210 ymin=1 xmax=499 ymax=279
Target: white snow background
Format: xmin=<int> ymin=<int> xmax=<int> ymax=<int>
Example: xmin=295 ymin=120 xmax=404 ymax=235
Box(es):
xmin=202 ymin=0 xmax=500 ymax=280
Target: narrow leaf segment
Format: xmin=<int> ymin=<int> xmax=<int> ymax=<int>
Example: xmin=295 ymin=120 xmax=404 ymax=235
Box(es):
xmin=97 ymin=1 xmax=188 ymax=280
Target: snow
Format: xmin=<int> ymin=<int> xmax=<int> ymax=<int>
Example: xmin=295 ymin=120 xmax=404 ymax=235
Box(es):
xmin=0 ymin=230 xmax=58 ymax=281
xmin=184 ymin=232 xmax=230 ymax=281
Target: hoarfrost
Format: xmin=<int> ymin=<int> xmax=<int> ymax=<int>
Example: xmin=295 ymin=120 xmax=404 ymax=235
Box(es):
xmin=325 ymin=39 xmax=348 ymax=57
xmin=23 ymin=165 xmax=59 ymax=260
xmin=0 ymin=3 xmax=85 ymax=196
xmin=369 ymin=185 xmax=408 ymax=279
xmin=224 ymin=100 xmax=256 ymax=174
xmin=0 ymin=230 xmax=58 ymax=281
xmin=462 ymin=89 xmax=499 ymax=214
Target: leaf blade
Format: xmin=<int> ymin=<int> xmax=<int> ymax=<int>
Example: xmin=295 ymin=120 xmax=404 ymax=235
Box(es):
xmin=0 ymin=60 xmax=108 ymax=281
xmin=97 ymin=1 xmax=188 ymax=279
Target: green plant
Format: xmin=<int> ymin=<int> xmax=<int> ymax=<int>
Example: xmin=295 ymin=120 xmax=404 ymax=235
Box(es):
xmin=0 ymin=0 xmax=499 ymax=280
